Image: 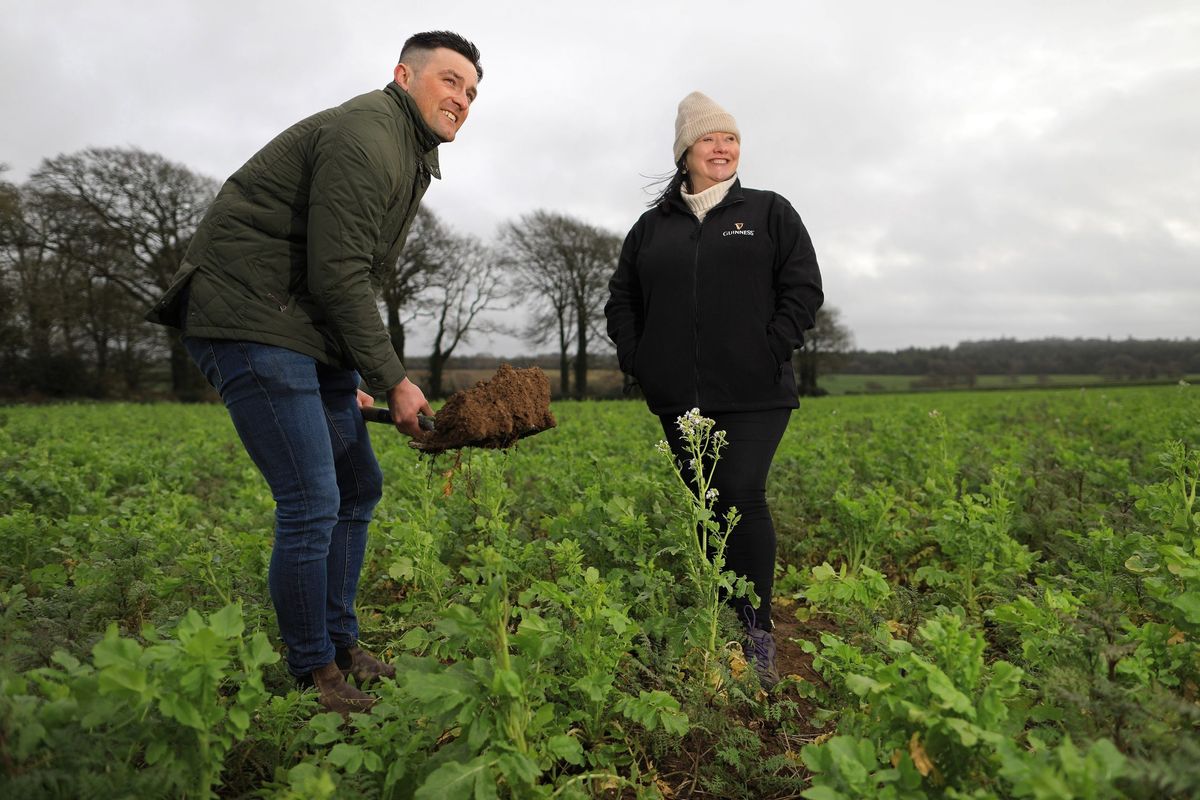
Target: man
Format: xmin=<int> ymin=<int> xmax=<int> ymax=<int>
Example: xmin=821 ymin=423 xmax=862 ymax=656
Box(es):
xmin=146 ymin=31 xmax=482 ymax=715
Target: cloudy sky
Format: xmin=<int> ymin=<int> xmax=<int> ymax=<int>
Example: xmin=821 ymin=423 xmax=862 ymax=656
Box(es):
xmin=3 ymin=0 xmax=1197 ymax=355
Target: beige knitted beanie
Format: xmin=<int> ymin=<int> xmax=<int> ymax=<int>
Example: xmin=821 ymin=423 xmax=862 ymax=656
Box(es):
xmin=673 ymin=91 xmax=740 ymax=163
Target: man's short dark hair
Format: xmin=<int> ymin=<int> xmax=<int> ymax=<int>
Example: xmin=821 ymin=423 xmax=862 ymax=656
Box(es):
xmin=399 ymin=31 xmax=483 ymax=82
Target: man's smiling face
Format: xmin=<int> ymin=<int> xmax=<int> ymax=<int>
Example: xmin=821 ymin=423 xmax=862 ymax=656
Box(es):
xmin=394 ymin=47 xmax=478 ymax=142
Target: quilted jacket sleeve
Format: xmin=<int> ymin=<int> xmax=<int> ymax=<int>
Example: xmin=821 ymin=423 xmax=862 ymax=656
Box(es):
xmin=306 ymin=117 xmax=406 ymax=393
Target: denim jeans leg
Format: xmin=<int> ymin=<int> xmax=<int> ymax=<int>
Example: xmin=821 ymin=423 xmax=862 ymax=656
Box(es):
xmin=317 ymin=363 xmax=384 ymax=649
xmin=183 ymin=337 xmax=341 ymax=677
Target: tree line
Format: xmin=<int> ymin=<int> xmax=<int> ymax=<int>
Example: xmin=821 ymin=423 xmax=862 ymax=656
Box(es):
xmin=837 ymin=338 xmax=1200 ymax=384
xmin=10 ymin=146 xmax=1179 ymax=404
xmin=0 ymin=147 xmax=630 ymax=401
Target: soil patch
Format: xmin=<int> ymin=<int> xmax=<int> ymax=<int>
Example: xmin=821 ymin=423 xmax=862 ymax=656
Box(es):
xmin=412 ymin=364 xmax=557 ymax=454
xmin=770 ymin=601 xmax=833 ymax=688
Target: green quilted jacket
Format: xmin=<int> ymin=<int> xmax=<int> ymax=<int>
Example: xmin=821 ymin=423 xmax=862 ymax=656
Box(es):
xmin=146 ymin=82 xmax=442 ymax=392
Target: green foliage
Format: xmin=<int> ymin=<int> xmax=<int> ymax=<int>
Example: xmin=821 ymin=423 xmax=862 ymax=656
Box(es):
xmin=2 ymin=387 xmax=1199 ymax=797
xmin=828 ymin=483 xmax=911 ymax=574
xmin=1 ymin=603 xmax=277 ymax=798
xmin=915 ymin=465 xmax=1039 ymax=617
xmin=811 ymin=611 xmax=1024 ymax=792
xmin=801 ymin=735 xmax=928 ymax=799
xmin=996 ymin=735 xmax=1127 ymax=800
xmin=798 ymin=561 xmax=893 ymax=620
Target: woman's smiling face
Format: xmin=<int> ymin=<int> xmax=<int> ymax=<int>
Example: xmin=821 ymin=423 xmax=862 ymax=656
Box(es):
xmin=685 ymin=131 xmax=740 ymax=192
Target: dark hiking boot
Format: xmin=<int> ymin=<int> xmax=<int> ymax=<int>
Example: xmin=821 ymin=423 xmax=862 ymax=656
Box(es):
xmin=743 ymin=626 xmax=781 ymax=689
xmin=740 ymin=607 xmax=780 ymax=689
xmin=305 ymin=660 xmax=377 ymax=717
xmin=336 ymin=645 xmax=396 ymax=686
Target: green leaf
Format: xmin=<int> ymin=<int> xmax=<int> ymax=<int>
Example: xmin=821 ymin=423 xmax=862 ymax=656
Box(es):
xmin=161 ymin=695 xmax=205 ymax=730
xmin=574 ymin=673 xmax=610 ymax=704
xmin=210 ymin=603 xmax=245 ymax=638
xmin=390 ymin=556 xmax=416 ymax=581
xmin=826 ymin=735 xmax=872 ymax=784
xmin=92 ymin=629 xmax=142 ymax=669
xmin=1078 ymin=737 xmax=1126 ymax=783
xmin=97 ymin=664 xmax=149 ymax=696
xmin=329 ymin=743 xmax=365 ymax=773
xmin=1124 ymin=554 xmax=1157 ymax=574
xmin=286 ymin=763 xmax=338 ymax=799
xmin=145 ymin=739 xmax=169 ymax=765
xmin=400 ymin=626 xmax=431 ymax=651
xmin=228 ymin=706 xmax=250 ymax=732
xmin=497 ymin=751 xmax=541 ymax=786
xmin=511 ymin=626 xmax=559 ymax=660
xmin=660 ymin=707 xmax=690 ymax=736
xmin=924 ymin=667 xmax=973 ymax=714
xmin=617 ymin=689 xmax=687 ymax=733
xmin=845 ymin=673 xmax=885 ymax=697
xmin=944 ymin=717 xmax=980 ymax=747
xmin=309 ymin=712 xmax=347 ymax=744
xmin=414 ymin=755 xmax=497 ymax=800
xmin=1171 ymin=591 xmax=1200 ymax=624
xmin=801 ymin=742 xmax=833 ymax=772
xmin=244 ymin=631 xmax=280 ymax=667
xmin=546 ymin=733 xmax=585 ymax=766
xmin=802 ymin=787 xmax=848 ymax=800
xmin=491 ymin=668 xmax=523 ymax=698
xmin=406 ymin=670 xmax=474 ymax=711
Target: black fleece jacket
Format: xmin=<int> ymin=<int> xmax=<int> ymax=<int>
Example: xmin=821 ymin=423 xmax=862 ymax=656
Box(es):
xmin=605 ymin=180 xmax=823 ymax=416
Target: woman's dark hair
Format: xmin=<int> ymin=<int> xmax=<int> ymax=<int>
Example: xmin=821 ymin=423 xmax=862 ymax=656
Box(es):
xmin=646 ymin=156 xmax=688 ymax=209
xmin=399 ymin=30 xmax=483 ymax=81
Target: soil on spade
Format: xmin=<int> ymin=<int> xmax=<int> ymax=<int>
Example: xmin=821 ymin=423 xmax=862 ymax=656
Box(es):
xmin=411 ymin=364 xmax=557 ymax=454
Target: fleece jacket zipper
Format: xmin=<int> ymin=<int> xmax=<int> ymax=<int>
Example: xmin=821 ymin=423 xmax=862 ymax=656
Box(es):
xmin=689 ymin=192 xmax=745 ymax=410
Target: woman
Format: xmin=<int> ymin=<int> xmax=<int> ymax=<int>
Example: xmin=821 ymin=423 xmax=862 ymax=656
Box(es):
xmin=605 ymin=91 xmax=823 ymax=687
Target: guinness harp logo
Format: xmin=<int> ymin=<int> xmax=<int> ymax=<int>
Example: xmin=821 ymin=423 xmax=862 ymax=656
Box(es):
xmin=723 ymin=222 xmax=755 ymax=237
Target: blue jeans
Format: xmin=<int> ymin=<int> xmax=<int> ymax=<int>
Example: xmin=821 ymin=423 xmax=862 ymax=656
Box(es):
xmin=183 ymin=337 xmax=384 ymax=677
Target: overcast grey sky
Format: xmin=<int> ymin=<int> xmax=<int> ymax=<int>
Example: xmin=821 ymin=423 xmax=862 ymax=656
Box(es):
xmin=3 ymin=0 xmax=1197 ymax=355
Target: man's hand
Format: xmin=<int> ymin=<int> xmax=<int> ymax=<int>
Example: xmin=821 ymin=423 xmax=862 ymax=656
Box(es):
xmin=387 ymin=378 xmax=434 ymax=437
xmin=356 ymin=389 xmax=375 ymax=411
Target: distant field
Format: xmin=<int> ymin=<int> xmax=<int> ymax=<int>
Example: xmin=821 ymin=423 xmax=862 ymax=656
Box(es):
xmin=417 ymin=369 xmax=1195 ymax=399
xmin=818 ymin=372 xmax=1197 ymax=395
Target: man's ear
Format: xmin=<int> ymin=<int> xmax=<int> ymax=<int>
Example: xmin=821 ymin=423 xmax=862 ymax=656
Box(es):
xmin=394 ymin=62 xmax=412 ymax=89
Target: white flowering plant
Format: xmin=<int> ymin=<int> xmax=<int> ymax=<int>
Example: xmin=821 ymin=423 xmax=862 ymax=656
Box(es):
xmin=658 ymin=409 xmax=754 ymax=693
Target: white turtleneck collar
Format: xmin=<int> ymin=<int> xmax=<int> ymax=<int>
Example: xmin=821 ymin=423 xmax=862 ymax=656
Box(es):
xmin=681 ymin=175 xmax=737 ymax=221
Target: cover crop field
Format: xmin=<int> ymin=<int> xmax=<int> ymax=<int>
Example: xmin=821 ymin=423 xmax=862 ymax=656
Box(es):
xmin=1 ymin=384 xmax=1198 ymax=799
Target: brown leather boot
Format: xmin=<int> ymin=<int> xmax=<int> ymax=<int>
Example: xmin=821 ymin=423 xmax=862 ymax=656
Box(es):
xmin=309 ymin=660 xmax=376 ymax=717
xmin=337 ymin=645 xmax=397 ymax=686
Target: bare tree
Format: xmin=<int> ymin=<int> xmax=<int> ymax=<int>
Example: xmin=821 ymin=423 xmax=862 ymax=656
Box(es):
xmin=420 ymin=234 xmax=507 ymax=397
xmin=0 ymin=170 xmax=21 ymax=369
xmin=0 ymin=181 xmax=60 ymax=366
xmin=794 ymin=305 xmax=854 ymax=396
xmin=29 ymin=147 xmax=217 ymax=396
xmin=378 ymin=207 xmax=456 ymax=364
xmin=497 ymin=213 xmax=572 ymax=395
xmin=498 ymin=211 xmax=619 ymax=398
xmin=0 ymin=171 xmax=163 ymax=395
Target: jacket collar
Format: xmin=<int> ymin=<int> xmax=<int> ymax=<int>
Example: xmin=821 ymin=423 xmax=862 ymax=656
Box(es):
xmin=664 ymin=177 xmax=744 ymax=215
xmin=384 ymin=82 xmax=442 ymax=180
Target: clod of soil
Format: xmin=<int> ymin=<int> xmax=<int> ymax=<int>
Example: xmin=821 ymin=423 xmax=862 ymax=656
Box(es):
xmin=411 ymin=364 xmax=556 ymax=454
